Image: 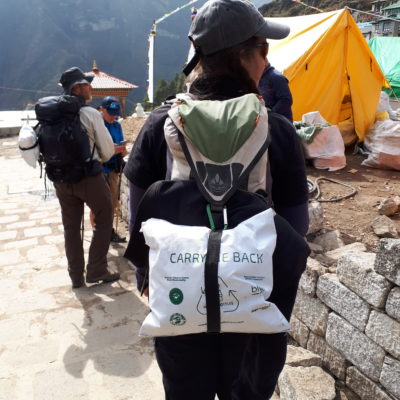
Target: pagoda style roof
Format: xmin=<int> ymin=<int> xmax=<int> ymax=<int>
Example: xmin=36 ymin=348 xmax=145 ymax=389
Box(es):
xmin=86 ymin=61 xmax=138 ymax=91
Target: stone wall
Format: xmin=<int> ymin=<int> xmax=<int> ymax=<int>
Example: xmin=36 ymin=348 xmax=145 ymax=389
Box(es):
xmin=290 ymin=239 xmax=400 ymax=400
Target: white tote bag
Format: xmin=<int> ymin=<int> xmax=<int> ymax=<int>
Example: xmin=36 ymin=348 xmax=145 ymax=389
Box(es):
xmin=139 ymin=208 xmax=290 ymax=337
xmin=18 ymin=123 xmax=39 ymax=168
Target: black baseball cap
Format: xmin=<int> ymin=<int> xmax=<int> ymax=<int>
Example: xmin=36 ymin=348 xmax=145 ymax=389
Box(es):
xmin=101 ymin=96 xmax=122 ymax=116
xmin=183 ymin=0 xmax=290 ymax=75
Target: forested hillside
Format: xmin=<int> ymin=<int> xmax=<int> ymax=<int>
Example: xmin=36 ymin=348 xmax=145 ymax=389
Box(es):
xmin=0 ymin=0 xmax=201 ymax=110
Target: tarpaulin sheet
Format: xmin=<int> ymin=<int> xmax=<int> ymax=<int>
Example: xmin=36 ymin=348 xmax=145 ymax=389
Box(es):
xmin=369 ymin=37 xmax=400 ymax=99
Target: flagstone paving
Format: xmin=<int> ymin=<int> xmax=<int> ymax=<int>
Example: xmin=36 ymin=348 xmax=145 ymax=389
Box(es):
xmin=0 ymin=138 xmax=163 ymax=399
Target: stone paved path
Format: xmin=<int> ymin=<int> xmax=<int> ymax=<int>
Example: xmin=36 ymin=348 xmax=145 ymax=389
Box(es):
xmin=0 ymin=137 xmax=163 ymax=399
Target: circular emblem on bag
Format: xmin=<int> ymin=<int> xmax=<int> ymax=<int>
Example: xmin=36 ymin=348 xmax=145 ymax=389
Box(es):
xmin=170 ymin=313 xmax=186 ymax=326
xmin=169 ymin=288 xmax=184 ymax=305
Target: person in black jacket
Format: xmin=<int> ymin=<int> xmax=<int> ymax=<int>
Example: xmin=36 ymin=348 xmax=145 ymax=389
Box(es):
xmin=124 ymin=1 xmax=309 ymax=399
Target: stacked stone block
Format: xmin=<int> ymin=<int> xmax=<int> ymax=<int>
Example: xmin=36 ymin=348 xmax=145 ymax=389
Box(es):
xmin=277 ymin=345 xmax=337 ymax=400
xmin=290 ymin=239 xmax=400 ymax=400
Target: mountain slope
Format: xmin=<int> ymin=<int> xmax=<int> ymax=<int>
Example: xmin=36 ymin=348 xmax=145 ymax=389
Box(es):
xmin=0 ymin=0 xmax=204 ymax=110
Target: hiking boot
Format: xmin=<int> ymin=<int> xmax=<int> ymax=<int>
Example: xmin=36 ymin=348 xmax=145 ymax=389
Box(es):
xmin=86 ymin=271 xmax=120 ymax=284
xmin=111 ymin=229 xmax=126 ymax=243
xmin=72 ymin=278 xmax=85 ymax=289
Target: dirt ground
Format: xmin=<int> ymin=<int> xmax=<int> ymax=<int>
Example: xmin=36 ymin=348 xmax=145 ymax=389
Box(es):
xmin=121 ymin=116 xmax=400 ymax=253
xmin=121 ymin=117 xmax=146 ymax=144
xmin=307 ymin=150 xmax=400 ymax=251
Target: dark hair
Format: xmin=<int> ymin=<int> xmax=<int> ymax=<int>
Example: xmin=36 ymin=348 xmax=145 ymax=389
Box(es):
xmin=189 ymin=37 xmax=261 ymax=99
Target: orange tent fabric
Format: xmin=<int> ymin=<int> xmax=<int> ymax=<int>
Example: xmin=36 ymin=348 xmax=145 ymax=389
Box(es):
xmin=268 ymin=9 xmax=389 ymax=141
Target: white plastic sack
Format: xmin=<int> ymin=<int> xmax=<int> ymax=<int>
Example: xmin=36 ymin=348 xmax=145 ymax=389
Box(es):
xmin=362 ymin=120 xmax=400 ymax=170
xmin=302 ymin=111 xmax=328 ymax=125
xmin=377 ymin=91 xmax=398 ymax=121
xmin=18 ymin=123 xmax=39 ymax=168
xmin=304 ymin=125 xmax=346 ymax=171
xmin=139 ymin=209 xmax=290 ymax=337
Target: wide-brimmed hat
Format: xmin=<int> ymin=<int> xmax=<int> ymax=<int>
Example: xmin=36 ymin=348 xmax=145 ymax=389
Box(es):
xmin=183 ymin=0 xmax=290 ymax=75
xmin=100 ymin=96 xmax=122 ymax=116
xmin=59 ymin=67 xmax=94 ymax=94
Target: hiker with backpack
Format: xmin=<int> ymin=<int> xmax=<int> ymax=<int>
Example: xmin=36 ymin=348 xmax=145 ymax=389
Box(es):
xmin=124 ymin=1 xmax=309 ymax=399
xmin=35 ymin=67 xmax=120 ymax=289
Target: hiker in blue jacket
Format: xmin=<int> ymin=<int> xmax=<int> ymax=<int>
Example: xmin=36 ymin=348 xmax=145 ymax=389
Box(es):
xmin=98 ymin=97 xmax=127 ymax=243
xmin=124 ymin=1 xmax=309 ymax=399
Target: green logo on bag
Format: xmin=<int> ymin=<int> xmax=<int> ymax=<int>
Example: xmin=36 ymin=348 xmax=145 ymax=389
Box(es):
xmin=169 ymin=288 xmax=184 ymax=305
xmin=170 ymin=313 xmax=186 ymax=326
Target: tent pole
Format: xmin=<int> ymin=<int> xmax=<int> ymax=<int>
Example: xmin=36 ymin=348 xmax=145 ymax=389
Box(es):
xmin=344 ymin=11 xmax=358 ymax=145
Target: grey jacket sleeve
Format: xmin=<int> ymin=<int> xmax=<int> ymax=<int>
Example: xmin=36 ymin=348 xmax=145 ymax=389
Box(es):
xmin=79 ymin=106 xmax=114 ymax=162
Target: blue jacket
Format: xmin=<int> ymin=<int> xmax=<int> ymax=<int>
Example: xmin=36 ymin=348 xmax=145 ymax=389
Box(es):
xmin=259 ymin=65 xmax=293 ymax=122
xmin=103 ymin=120 xmax=124 ymax=173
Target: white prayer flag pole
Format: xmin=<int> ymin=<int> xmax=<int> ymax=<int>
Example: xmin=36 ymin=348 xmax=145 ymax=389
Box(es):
xmin=147 ymin=0 xmax=200 ymax=105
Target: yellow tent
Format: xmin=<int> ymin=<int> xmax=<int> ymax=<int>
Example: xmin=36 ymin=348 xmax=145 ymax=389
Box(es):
xmin=268 ymin=9 xmax=389 ymax=141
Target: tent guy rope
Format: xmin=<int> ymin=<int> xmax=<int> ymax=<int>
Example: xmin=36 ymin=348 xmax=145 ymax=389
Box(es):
xmin=291 ymin=0 xmax=323 ymax=13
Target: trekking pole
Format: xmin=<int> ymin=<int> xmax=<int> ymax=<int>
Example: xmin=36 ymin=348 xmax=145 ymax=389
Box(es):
xmin=81 ymin=213 xmax=85 ymax=245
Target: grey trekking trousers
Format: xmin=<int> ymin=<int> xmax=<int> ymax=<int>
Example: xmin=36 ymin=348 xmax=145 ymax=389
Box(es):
xmin=54 ymin=173 xmax=113 ymax=282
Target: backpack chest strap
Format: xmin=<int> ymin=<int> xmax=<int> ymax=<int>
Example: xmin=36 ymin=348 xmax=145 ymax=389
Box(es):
xmin=204 ymin=229 xmax=223 ymax=333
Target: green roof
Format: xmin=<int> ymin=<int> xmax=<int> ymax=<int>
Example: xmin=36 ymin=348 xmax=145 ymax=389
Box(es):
xmin=383 ymin=2 xmax=400 ymax=10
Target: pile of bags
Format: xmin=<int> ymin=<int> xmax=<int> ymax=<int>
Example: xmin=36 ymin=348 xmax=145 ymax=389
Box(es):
xmin=362 ymin=92 xmax=400 ymax=171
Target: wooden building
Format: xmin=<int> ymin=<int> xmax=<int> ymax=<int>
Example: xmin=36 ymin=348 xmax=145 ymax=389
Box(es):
xmin=87 ymin=61 xmax=138 ymax=116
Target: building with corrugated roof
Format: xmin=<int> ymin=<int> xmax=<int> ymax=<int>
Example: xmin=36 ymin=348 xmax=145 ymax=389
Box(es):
xmin=370 ymin=0 xmax=400 ymax=37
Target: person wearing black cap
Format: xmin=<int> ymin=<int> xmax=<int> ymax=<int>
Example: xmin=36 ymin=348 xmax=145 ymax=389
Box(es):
xmin=56 ymin=67 xmax=120 ymax=288
xmin=124 ymin=1 xmax=309 ymax=398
